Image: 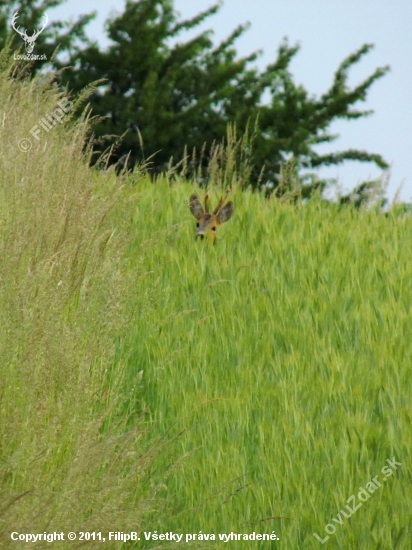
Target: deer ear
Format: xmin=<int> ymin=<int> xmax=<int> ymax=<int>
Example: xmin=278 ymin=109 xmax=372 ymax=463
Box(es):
xmin=217 ymin=201 xmax=233 ymax=224
xmin=189 ymin=194 xmax=204 ymax=220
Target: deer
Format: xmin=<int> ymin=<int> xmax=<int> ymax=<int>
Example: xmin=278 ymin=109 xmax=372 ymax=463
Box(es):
xmin=11 ymin=11 xmax=48 ymax=54
xmin=189 ymin=189 xmax=233 ymax=244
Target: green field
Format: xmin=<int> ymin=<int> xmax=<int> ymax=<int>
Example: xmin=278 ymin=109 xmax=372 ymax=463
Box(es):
xmin=1 ymin=54 xmax=411 ymax=549
xmin=121 ymin=179 xmax=411 ymax=549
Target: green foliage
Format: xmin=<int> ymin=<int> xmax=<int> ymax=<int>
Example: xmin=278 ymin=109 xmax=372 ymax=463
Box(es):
xmin=55 ymin=0 xmax=390 ymax=194
xmin=1 ymin=46 xmax=410 ymax=548
xmin=0 ymin=1 xmax=391 ymax=199
xmin=0 ymin=51 xmax=173 ymax=547
xmin=120 ymin=176 xmax=411 ymax=548
xmin=177 ymin=120 xmax=258 ymax=191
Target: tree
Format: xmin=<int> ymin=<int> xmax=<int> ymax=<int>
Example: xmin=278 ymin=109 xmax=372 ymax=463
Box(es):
xmin=59 ymin=0 xmax=260 ymax=171
xmin=61 ymin=0 xmax=389 ymax=192
xmin=3 ymin=0 xmax=391 ymax=195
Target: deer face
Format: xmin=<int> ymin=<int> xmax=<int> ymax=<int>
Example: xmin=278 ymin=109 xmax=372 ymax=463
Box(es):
xmin=189 ymin=192 xmax=233 ymax=244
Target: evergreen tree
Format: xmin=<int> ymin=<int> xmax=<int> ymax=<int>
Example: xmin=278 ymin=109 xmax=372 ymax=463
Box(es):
xmin=60 ymin=0 xmax=389 ymax=192
xmin=2 ymin=0 xmax=390 ymax=196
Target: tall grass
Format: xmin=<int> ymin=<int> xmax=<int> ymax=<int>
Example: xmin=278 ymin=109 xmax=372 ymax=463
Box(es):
xmin=121 ymin=174 xmax=411 ymax=548
xmin=0 ymin=52 xmax=172 ymax=547
xmin=1 ymin=47 xmax=411 ymax=549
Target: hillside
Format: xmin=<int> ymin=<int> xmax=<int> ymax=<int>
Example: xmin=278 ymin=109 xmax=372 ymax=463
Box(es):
xmin=1 ymin=53 xmax=411 ymax=549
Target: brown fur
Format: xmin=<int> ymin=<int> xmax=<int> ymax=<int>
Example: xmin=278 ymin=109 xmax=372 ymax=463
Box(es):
xmin=189 ymin=191 xmax=233 ymax=243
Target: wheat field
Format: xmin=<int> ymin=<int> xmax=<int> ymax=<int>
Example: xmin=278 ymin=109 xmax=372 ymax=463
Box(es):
xmin=1 ymin=51 xmax=411 ymax=549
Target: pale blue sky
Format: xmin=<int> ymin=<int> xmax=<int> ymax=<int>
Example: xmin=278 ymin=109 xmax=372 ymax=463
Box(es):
xmin=48 ymin=0 xmax=411 ymax=201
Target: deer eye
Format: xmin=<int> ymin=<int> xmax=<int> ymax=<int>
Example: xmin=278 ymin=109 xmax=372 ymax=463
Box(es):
xmin=196 ymin=222 xmax=199 ymax=227
xmin=212 ymin=226 xmax=216 ymax=231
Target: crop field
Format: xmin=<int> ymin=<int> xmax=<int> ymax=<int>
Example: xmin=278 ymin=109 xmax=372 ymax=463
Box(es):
xmin=1 ymin=55 xmax=411 ymax=549
xmin=121 ymin=179 xmax=411 ymax=549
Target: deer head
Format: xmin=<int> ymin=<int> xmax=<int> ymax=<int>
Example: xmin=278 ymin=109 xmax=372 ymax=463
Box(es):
xmin=189 ymin=190 xmax=233 ymax=244
xmin=11 ymin=11 xmax=48 ymax=54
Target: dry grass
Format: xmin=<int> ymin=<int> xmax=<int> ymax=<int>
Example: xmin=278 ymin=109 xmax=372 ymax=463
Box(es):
xmin=0 ymin=49 xmax=169 ymax=547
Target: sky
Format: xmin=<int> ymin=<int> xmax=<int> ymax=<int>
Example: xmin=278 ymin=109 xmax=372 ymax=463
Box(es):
xmin=46 ymin=0 xmax=411 ymax=201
